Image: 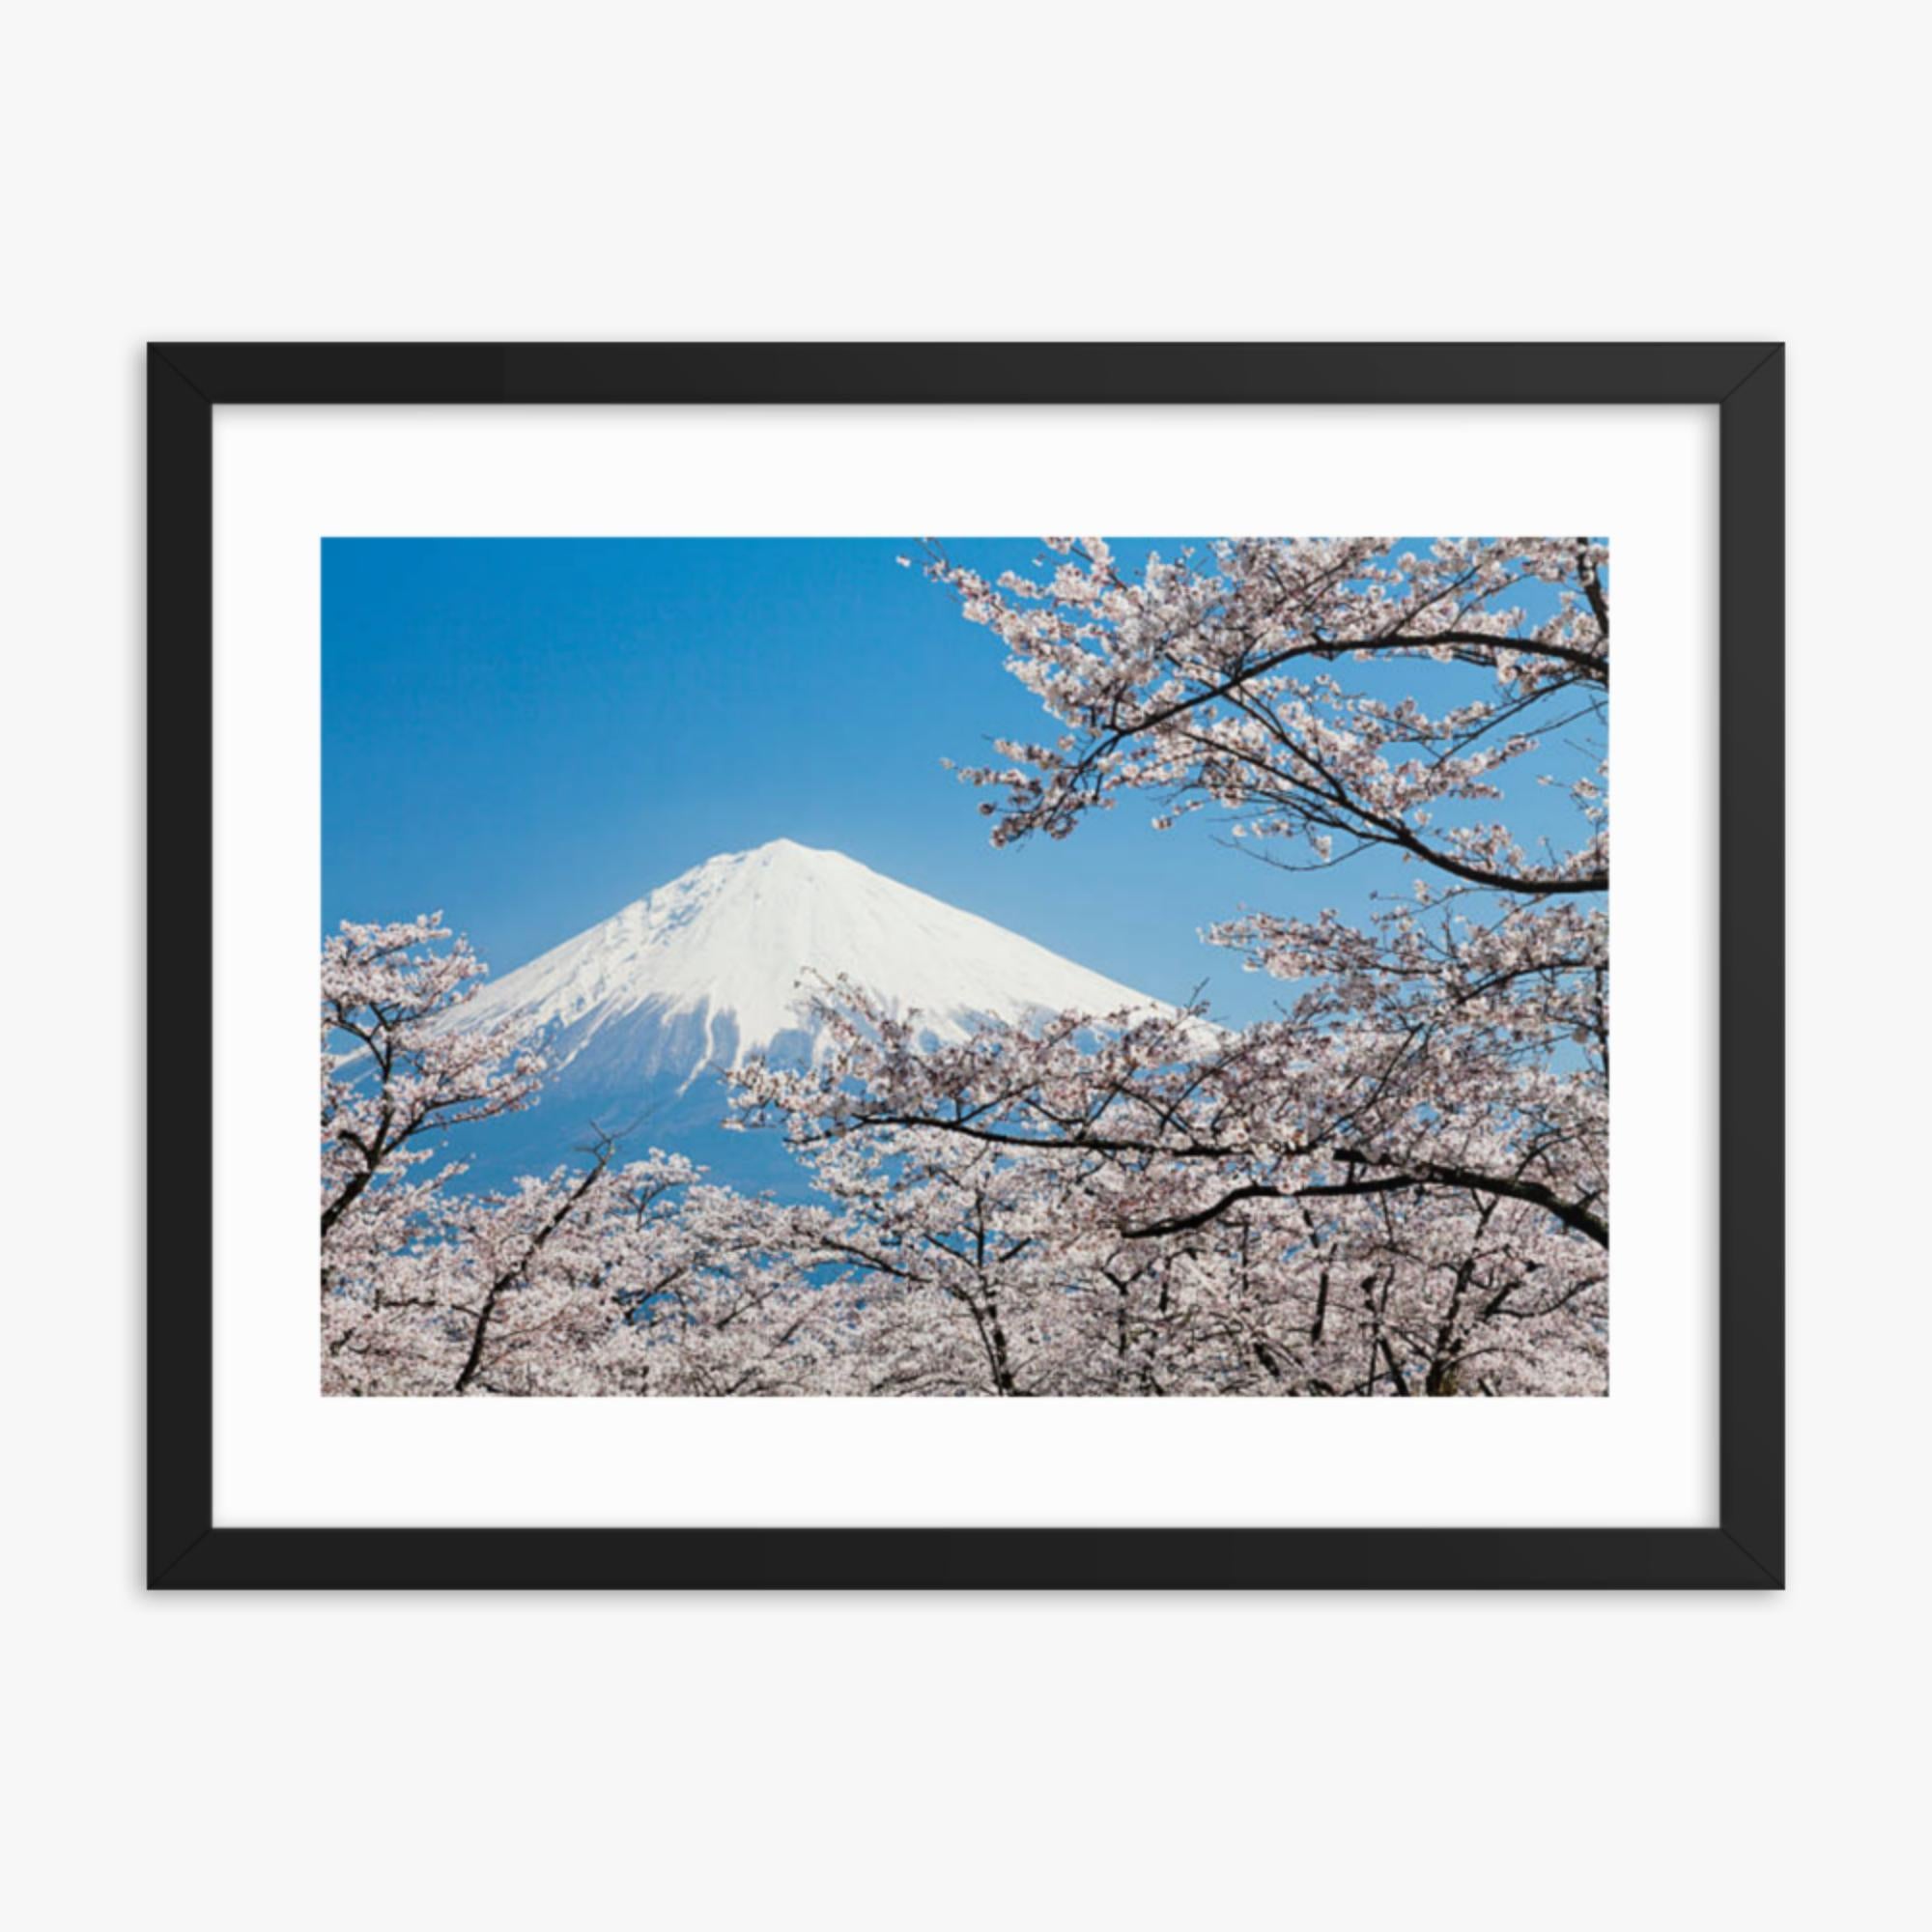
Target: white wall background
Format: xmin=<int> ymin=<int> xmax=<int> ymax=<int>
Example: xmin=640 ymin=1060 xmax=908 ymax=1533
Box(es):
xmin=4 ymin=4 xmax=1920 ymax=1926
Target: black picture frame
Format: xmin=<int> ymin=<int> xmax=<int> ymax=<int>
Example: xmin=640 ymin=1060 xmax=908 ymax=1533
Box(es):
xmin=148 ymin=341 xmax=1784 ymax=1590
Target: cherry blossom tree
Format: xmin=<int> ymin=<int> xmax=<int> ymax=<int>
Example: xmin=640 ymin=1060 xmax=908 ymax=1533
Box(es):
xmin=321 ymin=916 xmax=539 ymax=1206
xmin=321 ymin=918 xmax=847 ymax=1397
xmin=735 ymin=537 xmax=1610 ymax=1395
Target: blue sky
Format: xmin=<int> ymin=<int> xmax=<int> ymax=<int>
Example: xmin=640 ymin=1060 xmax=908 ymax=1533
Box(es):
xmin=323 ymin=538 xmax=1593 ymax=1030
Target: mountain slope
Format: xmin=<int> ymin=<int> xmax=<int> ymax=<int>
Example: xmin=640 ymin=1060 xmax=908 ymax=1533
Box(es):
xmin=448 ymin=839 xmax=1162 ymax=1190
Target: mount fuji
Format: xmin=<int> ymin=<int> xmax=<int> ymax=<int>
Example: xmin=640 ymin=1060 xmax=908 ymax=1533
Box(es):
xmin=445 ymin=839 xmax=1163 ymax=1194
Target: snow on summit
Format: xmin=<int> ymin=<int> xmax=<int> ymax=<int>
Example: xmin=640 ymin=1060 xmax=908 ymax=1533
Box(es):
xmin=458 ymin=838 xmax=1161 ymax=1092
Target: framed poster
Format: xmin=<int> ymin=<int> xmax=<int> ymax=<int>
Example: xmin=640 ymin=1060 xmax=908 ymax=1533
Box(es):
xmin=148 ymin=342 xmax=1782 ymax=1588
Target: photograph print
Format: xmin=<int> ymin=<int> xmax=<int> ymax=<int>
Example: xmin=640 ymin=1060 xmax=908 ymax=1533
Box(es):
xmin=321 ymin=536 xmax=1609 ymax=1399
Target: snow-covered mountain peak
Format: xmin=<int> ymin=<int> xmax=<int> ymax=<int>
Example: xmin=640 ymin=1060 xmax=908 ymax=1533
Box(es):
xmin=456 ymin=840 xmax=1163 ymax=1089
